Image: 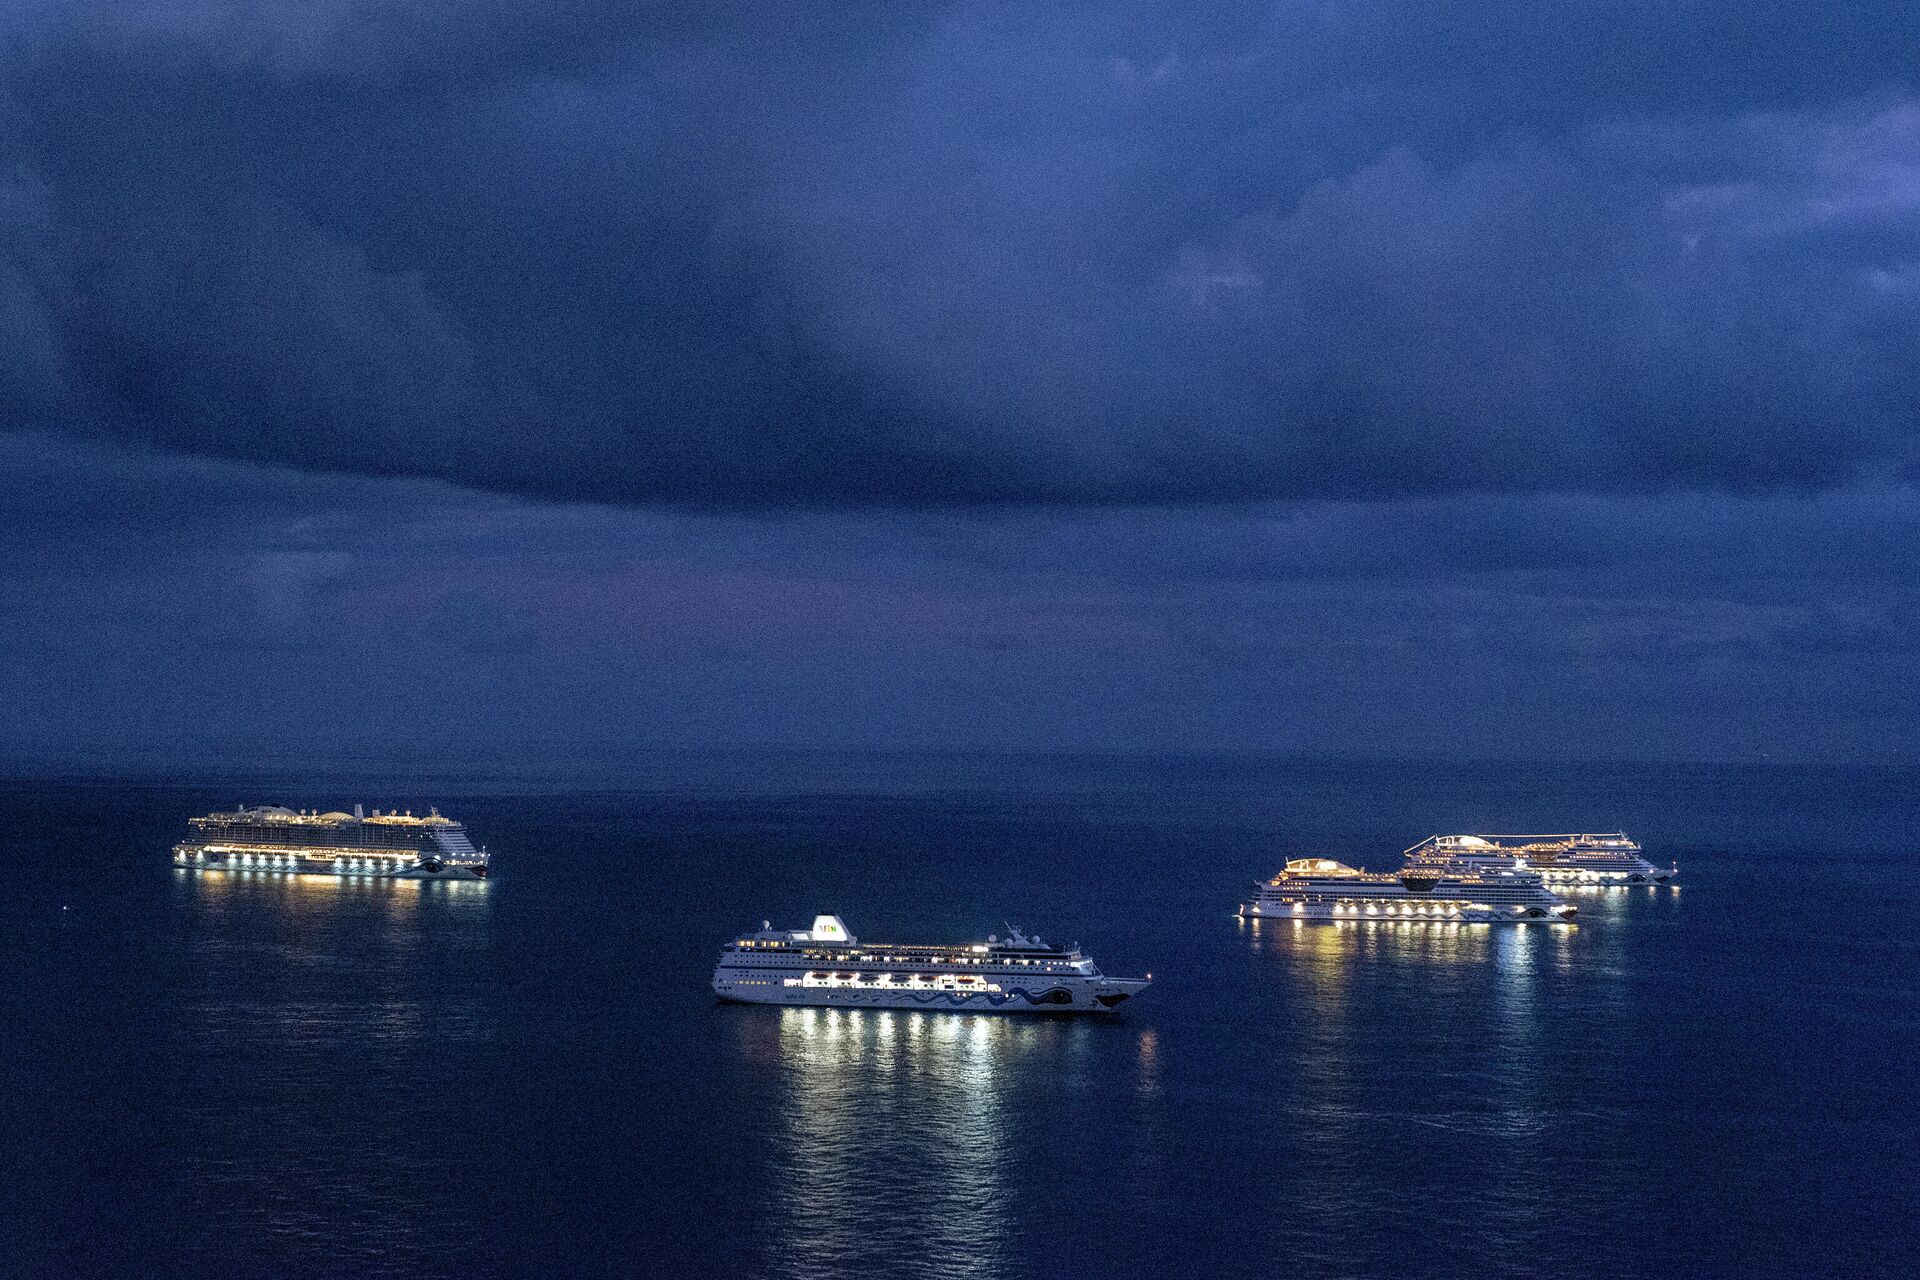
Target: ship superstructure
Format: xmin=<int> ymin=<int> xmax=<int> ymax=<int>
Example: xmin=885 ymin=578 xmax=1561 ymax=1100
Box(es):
xmin=1407 ymin=834 xmax=1673 ymax=883
xmin=172 ymin=804 xmax=489 ymax=879
xmin=1240 ymin=856 xmax=1575 ymax=923
xmin=712 ymin=916 xmax=1149 ymax=1013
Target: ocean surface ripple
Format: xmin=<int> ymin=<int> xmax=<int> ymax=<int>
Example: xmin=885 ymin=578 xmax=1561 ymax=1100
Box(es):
xmin=2 ymin=756 xmax=1915 ymax=1278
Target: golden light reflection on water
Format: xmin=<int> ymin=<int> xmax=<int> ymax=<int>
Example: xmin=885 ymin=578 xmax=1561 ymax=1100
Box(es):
xmin=174 ymin=867 xmax=491 ymax=916
xmin=1242 ymin=913 xmax=1512 ymax=972
xmin=158 ymin=867 xmax=493 ymax=1269
xmin=1135 ymin=1026 xmax=1161 ymax=1099
xmin=1241 ymin=915 xmax=1575 ymax=1161
xmin=734 ymin=1006 xmax=1153 ymax=1280
xmin=170 ymin=869 xmax=490 ymax=1042
xmin=769 ymin=1007 xmax=1015 ymax=1279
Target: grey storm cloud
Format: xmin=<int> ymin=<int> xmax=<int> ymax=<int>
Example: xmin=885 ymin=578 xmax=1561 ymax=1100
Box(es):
xmin=2 ymin=2 xmax=1918 ymax=508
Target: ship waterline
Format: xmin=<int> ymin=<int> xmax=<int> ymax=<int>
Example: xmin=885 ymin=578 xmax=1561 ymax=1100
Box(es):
xmin=172 ymin=804 xmax=489 ymax=880
xmin=713 ymin=916 xmax=1149 ymax=1014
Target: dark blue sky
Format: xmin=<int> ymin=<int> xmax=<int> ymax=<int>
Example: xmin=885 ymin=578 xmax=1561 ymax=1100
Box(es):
xmin=2 ymin=4 xmax=1916 ymax=765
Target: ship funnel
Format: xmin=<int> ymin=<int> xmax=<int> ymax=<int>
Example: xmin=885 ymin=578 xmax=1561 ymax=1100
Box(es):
xmin=353 ymin=804 xmax=364 ymax=820
xmin=807 ymin=915 xmax=855 ymax=945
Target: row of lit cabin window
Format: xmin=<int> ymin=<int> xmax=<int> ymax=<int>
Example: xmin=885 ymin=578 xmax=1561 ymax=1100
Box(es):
xmin=193 ymin=847 xmax=411 ymax=859
xmin=1272 ymin=888 xmax=1542 ymax=903
xmin=190 ymin=830 xmax=436 ymax=848
xmin=735 ymin=950 xmax=1060 ymax=968
xmin=1272 ymin=901 xmax=1478 ymax=917
xmin=734 ymin=943 xmax=1060 ymax=966
xmin=792 ymin=973 xmax=1000 ymax=988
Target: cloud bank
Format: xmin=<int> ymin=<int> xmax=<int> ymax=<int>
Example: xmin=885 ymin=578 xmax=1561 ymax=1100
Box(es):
xmin=1 ymin=2 xmax=1915 ymax=508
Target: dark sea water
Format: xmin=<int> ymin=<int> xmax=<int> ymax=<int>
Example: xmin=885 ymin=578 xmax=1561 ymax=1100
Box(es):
xmin=3 ymin=754 xmax=1916 ymax=1280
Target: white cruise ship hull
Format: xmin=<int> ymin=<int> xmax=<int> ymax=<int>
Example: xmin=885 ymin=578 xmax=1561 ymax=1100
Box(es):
xmin=172 ymin=805 xmax=491 ymax=880
xmin=713 ymin=977 xmax=1149 ymax=1014
xmin=173 ymin=853 xmax=487 ymax=880
xmin=1536 ymin=864 xmax=1673 ymax=884
xmin=715 ymin=916 xmax=1148 ymax=1015
xmin=1240 ymin=900 xmax=1570 ymax=924
xmin=1408 ymin=835 xmax=1676 ymax=885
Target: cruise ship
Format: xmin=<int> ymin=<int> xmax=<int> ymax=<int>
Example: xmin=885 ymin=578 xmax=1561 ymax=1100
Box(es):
xmin=1239 ymin=856 xmax=1576 ymax=923
xmin=172 ymin=804 xmax=489 ymax=879
xmin=713 ymin=916 xmax=1150 ymax=1013
xmin=1406 ymin=833 xmax=1673 ymax=883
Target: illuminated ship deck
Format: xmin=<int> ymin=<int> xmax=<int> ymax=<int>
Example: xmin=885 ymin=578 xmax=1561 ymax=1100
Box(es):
xmin=1240 ymin=856 xmax=1575 ymax=923
xmin=1406 ymin=833 xmax=1674 ymax=883
xmin=712 ymin=916 xmax=1149 ymax=1013
xmin=172 ymin=804 xmax=490 ymax=880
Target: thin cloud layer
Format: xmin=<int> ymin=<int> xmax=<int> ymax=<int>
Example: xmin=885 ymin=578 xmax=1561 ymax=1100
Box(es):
xmin=2 ymin=3 xmax=1916 ymax=508
xmin=4 ymin=432 xmax=1914 ymax=763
